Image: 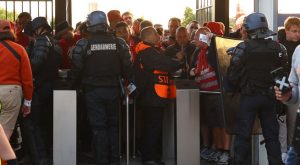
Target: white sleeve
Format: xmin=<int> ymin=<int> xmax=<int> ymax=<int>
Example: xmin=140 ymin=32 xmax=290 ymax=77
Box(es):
xmin=287 ymin=45 xmax=300 ymax=104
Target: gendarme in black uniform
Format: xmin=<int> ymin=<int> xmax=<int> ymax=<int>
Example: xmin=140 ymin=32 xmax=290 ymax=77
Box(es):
xmin=23 ymin=17 xmax=61 ymax=165
xmin=71 ymin=35 xmax=131 ymax=87
xmin=70 ymin=11 xmax=132 ymax=165
xmin=227 ymin=12 xmax=288 ymax=165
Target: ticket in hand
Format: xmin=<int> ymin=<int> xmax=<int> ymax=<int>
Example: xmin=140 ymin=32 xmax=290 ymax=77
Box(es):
xmin=126 ymin=83 xmax=136 ymax=95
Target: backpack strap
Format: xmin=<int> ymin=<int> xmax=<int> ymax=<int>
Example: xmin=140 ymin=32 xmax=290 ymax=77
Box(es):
xmin=0 ymin=41 xmax=21 ymax=62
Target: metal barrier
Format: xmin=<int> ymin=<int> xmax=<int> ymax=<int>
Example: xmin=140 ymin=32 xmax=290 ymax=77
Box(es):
xmin=53 ymin=90 xmax=77 ymax=165
xmin=51 ymin=87 xmax=269 ymax=165
xmin=0 ymin=0 xmax=54 ymax=27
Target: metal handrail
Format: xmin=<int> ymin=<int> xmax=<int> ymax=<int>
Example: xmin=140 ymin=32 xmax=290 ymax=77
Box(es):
xmin=199 ymin=90 xmax=221 ymax=94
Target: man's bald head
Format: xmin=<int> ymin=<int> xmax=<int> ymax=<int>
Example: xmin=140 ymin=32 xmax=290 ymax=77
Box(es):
xmin=140 ymin=20 xmax=153 ymax=31
xmin=140 ymin=27 xmax=159 ymax=44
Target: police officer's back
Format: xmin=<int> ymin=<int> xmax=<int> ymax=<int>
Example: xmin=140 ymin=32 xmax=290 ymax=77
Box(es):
xmin=227 ymin=12 xmax=288 ymax=165
xmin=29 ymin=17 xmax=61 ymax=86
xmin=70 ymin=11 xmax=132 ymax=165
xmin=23 ymin=17 xmax=60 ymax=165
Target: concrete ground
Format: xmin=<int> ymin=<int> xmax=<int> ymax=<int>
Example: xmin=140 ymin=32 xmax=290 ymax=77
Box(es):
xmin=77 ymin=155 xmax=215 ymax=165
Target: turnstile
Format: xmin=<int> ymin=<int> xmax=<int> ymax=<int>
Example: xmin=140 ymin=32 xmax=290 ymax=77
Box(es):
xmin=53 ymin=90 xmax=77 ymax=165
xmin=163 ymin=80 xmax=200 ymax=165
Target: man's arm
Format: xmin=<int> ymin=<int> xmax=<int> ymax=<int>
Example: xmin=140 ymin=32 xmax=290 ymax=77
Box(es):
xmin=116 ymin=38 xmax=133 ymax=81
xmin=286 ymin=45 xmax=300 ymax=104
xmin=69 ymin=38 xmax=89 ymax=88
xmin=278 ymin=43 xmax=289 ymax=75
xmin=142 ymin=48 xmax=183 ymax=73
xmin=30 ymin=36 xmax=51 ymax=75
xmin=227 ymin=42 xmax=247 ymax=88
xmin=275 ymin=45 xmax=300 ymax=104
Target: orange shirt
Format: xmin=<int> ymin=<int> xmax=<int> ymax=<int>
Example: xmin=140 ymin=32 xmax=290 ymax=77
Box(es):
xmin=0 ymin=40 xmax=33 ymax=100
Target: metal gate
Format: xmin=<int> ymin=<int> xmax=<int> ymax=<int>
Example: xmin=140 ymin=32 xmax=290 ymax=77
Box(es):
xmin=0 ymin=0 xmax=54 ymax=27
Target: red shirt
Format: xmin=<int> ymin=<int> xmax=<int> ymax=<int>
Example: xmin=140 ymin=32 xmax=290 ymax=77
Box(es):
xmin=129 ymin=36 xmax=141 ymax=63
xmin=59 ymin=34 xmax=81 ymax=69
xmin=15 ymin=32 xmax=30 ymax=48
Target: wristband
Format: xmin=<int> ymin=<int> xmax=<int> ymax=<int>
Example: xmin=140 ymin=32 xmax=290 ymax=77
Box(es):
xmin=23 ymin=99 xmax=31 ymax=107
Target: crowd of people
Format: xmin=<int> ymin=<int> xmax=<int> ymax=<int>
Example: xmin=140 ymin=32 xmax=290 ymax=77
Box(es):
xmin=0 ymin=7 xmax=300 ymax=165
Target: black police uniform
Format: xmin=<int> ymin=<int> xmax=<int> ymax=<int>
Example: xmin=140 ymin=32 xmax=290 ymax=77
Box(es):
xmin=23 ymin=33 xmax=61 ymax=165
xmin=227 ymin=39 xmax=288 ymax=165
xmin=70 ymin=33 xmax=132 ymax=165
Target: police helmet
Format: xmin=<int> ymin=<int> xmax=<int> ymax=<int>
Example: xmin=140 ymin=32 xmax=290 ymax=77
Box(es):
xmin=31 ymin=17 xmax=52 ymax=31
xmin=243 ymin=12 xmax=276 ymax=39
xmin=86 ymin=11 xmax=108 ymax=32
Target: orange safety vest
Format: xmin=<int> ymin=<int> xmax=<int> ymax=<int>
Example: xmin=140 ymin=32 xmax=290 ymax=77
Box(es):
xmin=135 ymin=42 xmax=176 ymax=99
xmin=153 ymin=70 xmax=176 ymax=99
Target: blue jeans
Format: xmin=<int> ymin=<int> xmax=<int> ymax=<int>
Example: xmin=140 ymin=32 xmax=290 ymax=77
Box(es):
xmin=84 ymin=87 xmax=120 ymax=165
xmin=286 ymin=147 xmax=300 ymax=165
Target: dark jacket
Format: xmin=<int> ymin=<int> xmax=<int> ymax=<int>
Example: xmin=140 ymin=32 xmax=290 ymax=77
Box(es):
xmin=28 ymin=34 xmax=61 ymax=85
xmin=164 ymin=42 xmax=196 ymax=79
xmin=279 ymin=38 xmax=300 ymax=72
xmin=70 ymin=33 xmax=132 ymax=88
xmin=135 ymin=41 xmax=182 ymax=107
xmin=227 ymin=39 xmax=288 ymax=95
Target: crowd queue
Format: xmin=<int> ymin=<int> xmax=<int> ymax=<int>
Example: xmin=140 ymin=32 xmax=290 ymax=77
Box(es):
xmin=1 ymin=8 xmax=300 ymax=165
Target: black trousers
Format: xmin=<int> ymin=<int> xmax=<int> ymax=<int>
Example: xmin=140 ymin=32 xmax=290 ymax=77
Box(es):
xmin=21 ymin=83 xmax=53 ymax=165
xmin=84 ymin=87 xmax=120 ymax=165
xmin=234 ymin=94 xmax=282 ymax=165
xmin=141 ymin=106 xmax=164 ymax=161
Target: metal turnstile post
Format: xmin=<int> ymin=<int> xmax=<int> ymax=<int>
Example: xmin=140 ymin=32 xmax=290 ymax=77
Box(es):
xmin=176 ymin=89 xmax=200 ymax=165
xmin=126 ymin=95 xmax=130 ymax=165
xmin=119 ymin=103 xmax=122 ymax=159
xmin=252 ymin=135 xmax=259 ymax=165
xmin=132 ymin=98 xmax=136 ymax=159
xmin=53 ymin=90 xmax=76 ymax=165
xmin=163 ymin=86 xmax=200 ymax=165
